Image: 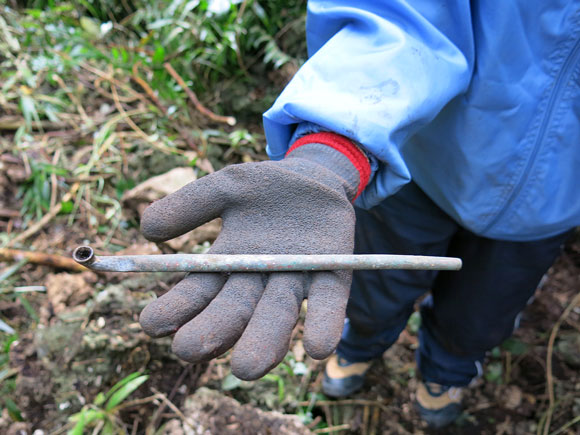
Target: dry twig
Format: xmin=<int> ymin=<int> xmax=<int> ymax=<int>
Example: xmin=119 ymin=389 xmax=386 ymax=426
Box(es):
xmin=549 ymin=414 xmax=580 ymax=435
xmin=362 ymin=404 xmax=370 ymax=435
xmin=110 ymin=82 xmax=174 ymax=155
xmin=313 ymin=424 xmax=351 ymax=434
xmin=50 ymin=148 xmax=61 ymax=210
xmin=52 ymin=74 xmax=91 ymax=126
xmin=0 ymin=209 xmax=19 ymax=218
xmin=163 ymin=62 xmax=236 ymax=126
xmin=369 ymin=405 xmax=380 ymax=435
xmin=0 ymin=116 xmax=69 ymax=131
xmin=116 ymin=394 xmax=163 ymax=411
xmin=131 ymin=63 xmax=199 ymax=151
xmin=146 ymin=366 xmax=191 ymax=433
xmin=75 ymin=59 xmax=145 ymax=101
xmin=298 ymin=399 xmax=394 ymax=414
xmin=150 ymin=387 xmax=197 ymax=431
xmin=0 ymin=248 xmax=87 ymax=272
xmin=131 ymin=62 xmax=167 ymax=115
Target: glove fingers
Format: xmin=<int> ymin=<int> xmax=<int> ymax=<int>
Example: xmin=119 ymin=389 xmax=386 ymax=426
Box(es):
xmin=231 ymin=272 xmax=304 ymax=380
xmin=303 ymin=271 xmax=352 ymax=359
xmin=141 ymin=173 xmax=226 ymax=242
xmin=139 ymin=273 xmax=226 ymax=337
xmin=172 ymin=273 xmax=264 ymax=363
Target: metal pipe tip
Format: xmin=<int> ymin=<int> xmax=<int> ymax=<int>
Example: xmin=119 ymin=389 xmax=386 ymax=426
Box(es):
xmin=73 ymin=246 xmax=95 ymax=264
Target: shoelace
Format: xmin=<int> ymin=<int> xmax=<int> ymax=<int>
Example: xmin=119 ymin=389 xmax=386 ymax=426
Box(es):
xmin=448 ymin=387 xmax=462 ymax=401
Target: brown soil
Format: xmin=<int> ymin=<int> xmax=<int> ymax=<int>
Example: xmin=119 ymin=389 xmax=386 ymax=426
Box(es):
xmin=1 ymin=165 xmax=579 ymax=434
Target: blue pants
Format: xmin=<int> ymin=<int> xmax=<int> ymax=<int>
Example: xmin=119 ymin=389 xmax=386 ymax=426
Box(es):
xmin=337 ymin=182 xmax=572 ymax=386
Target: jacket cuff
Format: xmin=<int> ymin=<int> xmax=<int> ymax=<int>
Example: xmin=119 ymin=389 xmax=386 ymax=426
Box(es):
xmin=286 ymin=132 xmax=371 ymax=200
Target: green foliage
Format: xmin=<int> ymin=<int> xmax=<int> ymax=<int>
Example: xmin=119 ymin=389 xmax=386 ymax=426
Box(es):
xmin=0 ymin=333 xmax=19 ymax=422
xmin=17 ymin=160 xmax=70 ymax=222
xmin=11 ymin=1 xmax=306 ymax=103
xmin=219 ymin=352 xmax=311 ymax=413
xmin=262 ymin=373 xmax=286 ymax=403
xmin=484 ymin=338 xmax=531 ymax=385
xmin=20 ymin=0 xmax=131 ymax=21
xmin=3 ymin=398 xmax=23 ymax=422
xmin=1 ymin=0 xmax=306 ymax=243
xmin=484 ymin=361 xmax=503 ymax=384
xmin=296 ymin=391 xmax=328 ymax=428
xmin=221 ymin=372 xmax=243 ymax=391
xmin=501 ymin=337 xmax=529 ymax=355
xmin=407 ymin=310 xmax=421 ymax=335
xmin=68 ymin=372 xmax=149 ymax=434
xmin=0 ymin=260 xmax=41 ymax=423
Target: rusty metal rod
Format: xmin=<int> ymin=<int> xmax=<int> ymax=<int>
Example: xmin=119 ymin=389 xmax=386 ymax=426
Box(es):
xmin=73 ymin=246 xmax=462 ymax=273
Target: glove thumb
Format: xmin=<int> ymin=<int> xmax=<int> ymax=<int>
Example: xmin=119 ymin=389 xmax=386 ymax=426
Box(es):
xmin=141 ymin=171 xmax=226 ymax=242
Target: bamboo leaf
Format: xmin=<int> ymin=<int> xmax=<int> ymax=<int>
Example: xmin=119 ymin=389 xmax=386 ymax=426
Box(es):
xmin=104 ymin=372 xmax=143 ymax=402
xmin=105 ymin=375 xmax=149 ymax=410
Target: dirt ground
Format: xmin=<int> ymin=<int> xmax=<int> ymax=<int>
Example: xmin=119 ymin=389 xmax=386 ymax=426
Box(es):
xmin=0 ymin=172 xmax=579 ymax=435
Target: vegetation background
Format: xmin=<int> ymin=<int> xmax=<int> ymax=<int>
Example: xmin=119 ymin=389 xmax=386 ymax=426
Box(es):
xmin=0 ymin=1 xmax=579 ymax=434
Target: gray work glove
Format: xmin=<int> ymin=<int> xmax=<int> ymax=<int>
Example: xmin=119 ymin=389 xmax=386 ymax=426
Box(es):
xmin=139 ymin=133 xmax=370 ymax=380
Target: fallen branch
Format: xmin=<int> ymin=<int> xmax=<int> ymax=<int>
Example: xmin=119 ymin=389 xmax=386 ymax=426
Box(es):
xmin=110 ymin=82 xmax=176 ymax=155
xmin=75 ymin=58 xmax=146 ymax=101
xmin=549 ymin=414 xmax=580 ymax=435
xmin=0 ymin=209 xmax=20 ymax=218
xmin=369 ymin=405 xmax=380 ymax=435
xmin=0 ymin=248 xmax=88 ymax=272
xmin=150 ymin=387 xmax=197 ymax=431
xmin=131 ymin=62 xmax=198 ymax=151
xmin=52 ymin=74 xmax=91 ymax=126
xmin=131 ymin=62 xmax=167 ymax=115
xmin=163 ymin=62 xmax=236 ymax=126
xmin=0 ymin=116 xmax=69 ymax=131
xmin=298 ymin=399 xmax=395 ymax=414
xmin=116 ymin=393 xmax=163 ymax=411
xmin=314 ymin=424 xmax=351 ymax=434
xmin=147 ymin=365 xmax=191 ymax=432
xmin=465 ymin=402 xmax=494 ymax=413
xmin=94 ymin=76 xmax=142 ymax=104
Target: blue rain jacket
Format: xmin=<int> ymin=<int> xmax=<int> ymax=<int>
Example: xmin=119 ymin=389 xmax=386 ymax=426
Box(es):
xmin=263 ymin=1 xmax=580 ymax=241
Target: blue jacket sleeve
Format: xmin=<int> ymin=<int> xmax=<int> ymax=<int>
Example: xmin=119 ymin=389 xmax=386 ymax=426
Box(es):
xmin=263 ymin=0 xmax=474 ymax=209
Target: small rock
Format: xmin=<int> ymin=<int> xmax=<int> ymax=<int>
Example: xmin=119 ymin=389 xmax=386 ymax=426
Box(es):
xmin=176 ymin=387 xmax=312 ymax=434
xmin=44 ymin=272 xmax=95 ymax=316
xmin=292 ymin=340 xmax=305 ymax=362
xmin=122 ymin=167 xmax=196 ymax=219
xmin=121 ymin=167 xmax=221 ymax=250
xmin=162 ymin=219 xmax=221 ymax=251
xmin=500 ymin=385 xmax=523 ymax=410
xmin=556 ymin=333 xmax=580 ymax=368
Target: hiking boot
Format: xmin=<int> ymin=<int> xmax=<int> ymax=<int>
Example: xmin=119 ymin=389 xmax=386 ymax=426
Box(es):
xmin=322 ymin=354 xmax=371 ymax=398
xmin=415 ymin=381 xmax=463 ymax=428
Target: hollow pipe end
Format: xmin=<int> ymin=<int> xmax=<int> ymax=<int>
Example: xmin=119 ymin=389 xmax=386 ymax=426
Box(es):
xmin=73 ymin=245 xmax=95 ymax=265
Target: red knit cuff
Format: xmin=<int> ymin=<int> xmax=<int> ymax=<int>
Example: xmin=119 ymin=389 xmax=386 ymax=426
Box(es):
xmin=286 ymin=132 xmax=371 ymax=200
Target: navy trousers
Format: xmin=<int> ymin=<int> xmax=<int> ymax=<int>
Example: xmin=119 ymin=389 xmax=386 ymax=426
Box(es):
xmin=337 ymin=182 xmax=572 ymax=386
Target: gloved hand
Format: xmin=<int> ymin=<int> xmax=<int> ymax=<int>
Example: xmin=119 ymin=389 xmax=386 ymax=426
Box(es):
xmin=139 ymin=132 xmax=370 ymax=380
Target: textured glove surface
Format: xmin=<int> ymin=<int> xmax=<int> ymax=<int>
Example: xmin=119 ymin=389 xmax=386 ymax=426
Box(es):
xmin=139 ymin=144 xmax=358 ymax=380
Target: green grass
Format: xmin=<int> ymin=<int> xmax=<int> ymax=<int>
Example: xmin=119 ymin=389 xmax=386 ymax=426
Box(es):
xmin=0 ymin=332 xmax=20 ymax=422
xmin=68 ymin=372 xmax=149 ymax=434
xmin=0 ymin=0 xmax=306 ymax=245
